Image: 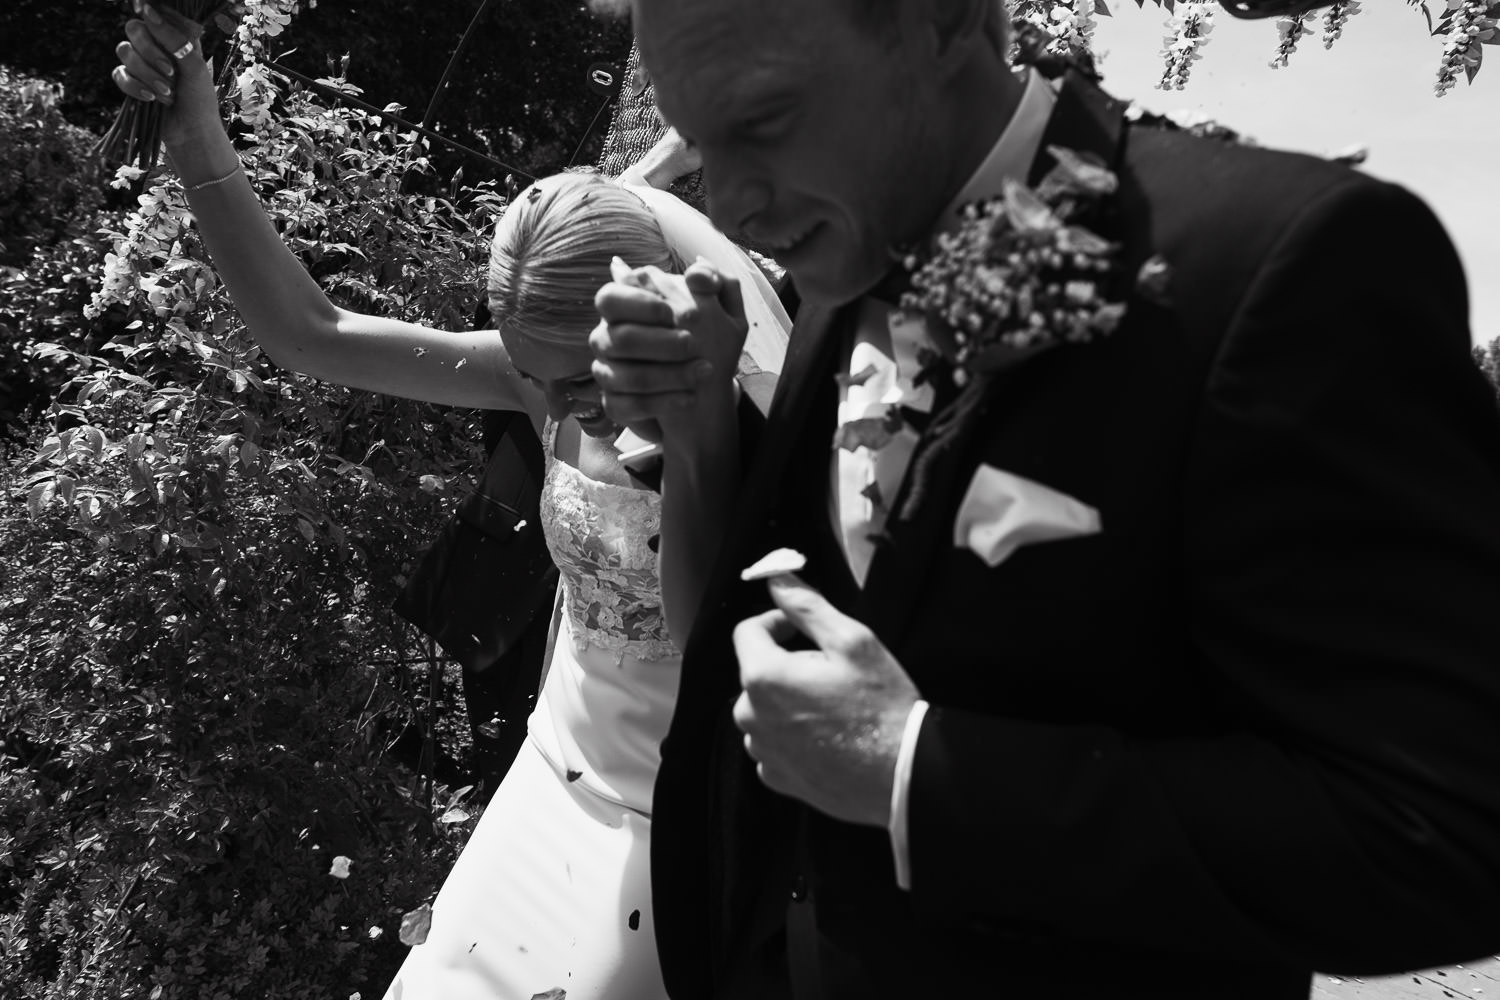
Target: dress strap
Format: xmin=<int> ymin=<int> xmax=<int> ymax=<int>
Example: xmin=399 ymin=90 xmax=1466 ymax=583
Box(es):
xmin=542 ymin=417 xmax=559 ymax=461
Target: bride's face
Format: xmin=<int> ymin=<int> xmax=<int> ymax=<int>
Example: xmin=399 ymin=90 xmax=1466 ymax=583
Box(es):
xmin=502 ymin=329 xmax=618 ymax=438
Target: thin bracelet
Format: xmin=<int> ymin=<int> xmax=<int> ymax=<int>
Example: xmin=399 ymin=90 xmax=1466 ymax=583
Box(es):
xmin=183 ymin=167 xmax=242 ymax=192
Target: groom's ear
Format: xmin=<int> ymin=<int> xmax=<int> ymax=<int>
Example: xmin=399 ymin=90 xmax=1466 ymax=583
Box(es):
xmin=922 ymin=0 xmax=1003 ymax=71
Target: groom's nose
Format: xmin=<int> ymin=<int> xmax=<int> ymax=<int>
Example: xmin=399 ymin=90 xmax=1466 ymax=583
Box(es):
xmin=704 ymin=154 xmax=772 ymax=240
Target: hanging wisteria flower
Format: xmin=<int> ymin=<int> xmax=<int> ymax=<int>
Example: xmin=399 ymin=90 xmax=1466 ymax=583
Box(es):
xmin=109 ymin=163 xmax=147 ymax=190
xmin=88 ymin=180 xmax=194 ymax=319
xmin=232 ymin=0 xmax=311 ymax=64
xmin=1269 ymin=11 xmax=1313 ymax=68
xmin=1322 ymin=1 xmax=1362 ymax=49
xmin=1069 ymin=0 xmax=1100 ymax=51
xmin=1009 ymin=3 xmax=1100 ymax=78
xmin=235 ymin=61 xmax=279 ymax=129
xmin=1012 ymin=0 xmax=1484 ymax=96
xmin=1158 ymin=2 xmax=1216 ymax=91
xmin=1434 ymin=0 xmax=1499 ymax=96
xmin=1044 ymin=0 xmax=1102 ymax=65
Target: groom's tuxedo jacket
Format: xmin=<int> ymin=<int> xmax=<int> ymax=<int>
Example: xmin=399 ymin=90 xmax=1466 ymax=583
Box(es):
xmin=652 ymin=73 xmax=1500 ymax=999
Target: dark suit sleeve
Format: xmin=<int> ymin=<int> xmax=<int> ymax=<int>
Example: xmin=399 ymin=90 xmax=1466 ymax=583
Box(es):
xmin=907 ymin=178 xmax=1500 ymax=973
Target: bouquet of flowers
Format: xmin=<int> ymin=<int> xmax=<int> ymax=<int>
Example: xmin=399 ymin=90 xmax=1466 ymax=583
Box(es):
xmin=96 ymin=0 xmax=248 ymax=174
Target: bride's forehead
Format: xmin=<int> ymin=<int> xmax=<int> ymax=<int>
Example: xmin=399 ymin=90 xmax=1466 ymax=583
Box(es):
xmin=505 ymin=331 xmax=592 ymax=378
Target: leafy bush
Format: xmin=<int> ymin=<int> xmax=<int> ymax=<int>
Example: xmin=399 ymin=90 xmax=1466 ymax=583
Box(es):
xmin=0 ymin=67 xmax=105 ymax=268
xmin=0 ymin=65 xmax=133 ymax=450
xmin=0 ymin=219 xmax=119 ymax=451
xmin=1 ymin=57 xmax=504 ymax=999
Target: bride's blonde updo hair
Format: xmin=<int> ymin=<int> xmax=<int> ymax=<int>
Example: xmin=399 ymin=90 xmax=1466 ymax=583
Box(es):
xmin=487 ymin=171 xmax=678 ymax=347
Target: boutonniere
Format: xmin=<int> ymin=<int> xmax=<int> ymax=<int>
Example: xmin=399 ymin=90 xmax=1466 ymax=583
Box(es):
xmin=887 ymin=145 xmax=1173 ymax=521
xmin=900 ymin=144 xmax=1154 ymax=382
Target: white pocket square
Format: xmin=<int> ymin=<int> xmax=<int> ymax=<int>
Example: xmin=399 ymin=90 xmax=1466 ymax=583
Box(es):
xmin=953 ymin=464 xmax=1102 ymax=567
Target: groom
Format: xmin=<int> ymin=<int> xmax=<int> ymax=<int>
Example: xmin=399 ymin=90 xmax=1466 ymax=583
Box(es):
xmin=593 ymin=0 xmax=1500 ymax=996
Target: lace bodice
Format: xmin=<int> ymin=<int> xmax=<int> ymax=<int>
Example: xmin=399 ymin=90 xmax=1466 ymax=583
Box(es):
xmin=540 ymin=421 xmax=677 ymax=663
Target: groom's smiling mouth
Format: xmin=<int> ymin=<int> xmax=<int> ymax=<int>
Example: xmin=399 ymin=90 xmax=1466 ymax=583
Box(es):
xmin=763 ymin=222 xmax=823 ymax=256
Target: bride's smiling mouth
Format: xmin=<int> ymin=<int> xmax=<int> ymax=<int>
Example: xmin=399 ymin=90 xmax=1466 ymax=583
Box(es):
xmin=572 ymin=404 xmax=618 ymax=436
xmin=572 ymin=403 xmax=604 ymax=421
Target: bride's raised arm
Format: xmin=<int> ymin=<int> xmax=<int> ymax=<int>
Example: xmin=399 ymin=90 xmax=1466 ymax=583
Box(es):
xmin=111 ymin=5 xmax=538 ymax=414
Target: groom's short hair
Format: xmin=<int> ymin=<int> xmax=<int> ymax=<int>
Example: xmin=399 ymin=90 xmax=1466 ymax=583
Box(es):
xmin=843 ymin=0 xmax=1009 ymax=50
xmin=844 ymin=0 xmax=902 ymax=33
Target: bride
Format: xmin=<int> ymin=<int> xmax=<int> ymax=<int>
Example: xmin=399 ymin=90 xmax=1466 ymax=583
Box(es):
xmin=112 ymin=9 xmax=789 ymax=999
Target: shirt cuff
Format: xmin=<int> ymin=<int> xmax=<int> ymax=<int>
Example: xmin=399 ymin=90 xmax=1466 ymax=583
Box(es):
xmin=886 ymin=699 xmax=929 ymax=892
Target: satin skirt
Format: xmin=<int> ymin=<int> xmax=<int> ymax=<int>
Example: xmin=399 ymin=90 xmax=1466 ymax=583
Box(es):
xmin=383 ymin=618 xmax=676 ymax=1000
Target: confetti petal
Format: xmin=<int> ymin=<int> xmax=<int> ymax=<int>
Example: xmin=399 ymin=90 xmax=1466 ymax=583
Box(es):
xmin=1136 ymin=255 xmax=1174 ymax=306
xmin=835 ymin=363 xmax=879 ymax=389
xmin=399 ymin=904 xmax=433 ymax=947
xmin=740 ymin=548 xmax=808 ymax=581
xmin=831 ymin=409 xmax=905 ymax=453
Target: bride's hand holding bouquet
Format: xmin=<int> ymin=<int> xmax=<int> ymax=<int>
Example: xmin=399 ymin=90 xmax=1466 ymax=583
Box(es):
xmin=107 ymin=0 xmax=240 ymax=183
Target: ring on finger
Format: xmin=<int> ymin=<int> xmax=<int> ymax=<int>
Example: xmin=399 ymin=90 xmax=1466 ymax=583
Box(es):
xmin=171 ymin=40 xmax=195 ymax=59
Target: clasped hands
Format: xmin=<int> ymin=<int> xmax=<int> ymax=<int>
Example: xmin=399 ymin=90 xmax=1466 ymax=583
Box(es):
xmin=592 ymin=274 xmax=921 ymax=827
xmin=592 ymin=258 xmax=748 ymax=446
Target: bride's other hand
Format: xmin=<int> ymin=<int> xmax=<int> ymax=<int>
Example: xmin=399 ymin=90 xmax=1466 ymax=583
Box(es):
xmin=617 ymin=127 xmax=703 ymax=190
xmin=111 ymin=1 xmax=219 ymax=146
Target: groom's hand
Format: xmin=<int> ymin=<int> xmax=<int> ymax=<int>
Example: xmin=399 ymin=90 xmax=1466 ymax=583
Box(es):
xmin=592 ymin=259 xmax=747 ymax=444
xmin=732 ymin=575 xmax=920 ymax=828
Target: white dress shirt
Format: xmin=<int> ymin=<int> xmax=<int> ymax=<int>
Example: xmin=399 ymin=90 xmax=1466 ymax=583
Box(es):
xmin=828 ymin=69 xmax=1057 ymax=890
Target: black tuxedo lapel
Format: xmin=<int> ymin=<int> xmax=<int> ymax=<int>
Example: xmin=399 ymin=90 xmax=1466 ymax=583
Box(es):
xmin=653 ymin=296 xmax=860 ymax=995
xmin=855 ymin=72 xmax=1128 ymax=649
xmin=1027 ymin=70 xmax=1130 ymax=186
xmin=735 ymin=300 xmax=860 ymax=606
xmin=740 ymin=300 xmax=842 ymax=522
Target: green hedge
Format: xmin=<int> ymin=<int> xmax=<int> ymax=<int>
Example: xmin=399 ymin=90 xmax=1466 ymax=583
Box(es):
xmin=0 ymin=67 xmax=104 ymax=268
xmin=1 ymin=58 xmax=501 ymax=998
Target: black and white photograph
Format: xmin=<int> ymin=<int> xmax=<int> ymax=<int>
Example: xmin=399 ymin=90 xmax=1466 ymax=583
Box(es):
xmin=2 ymin=2 xmax=1499 ymax=998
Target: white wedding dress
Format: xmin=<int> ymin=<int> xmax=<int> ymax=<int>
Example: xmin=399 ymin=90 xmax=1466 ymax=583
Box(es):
xmin=383 ymin=184 xmax=789 ymax=1000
